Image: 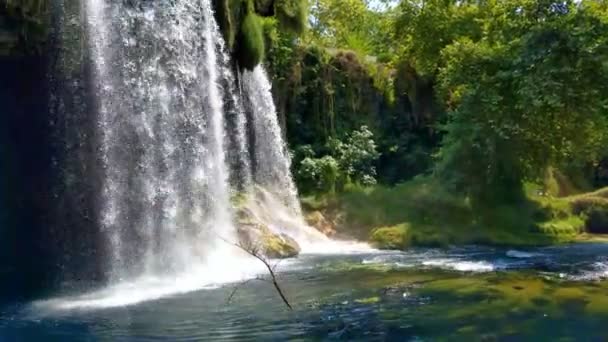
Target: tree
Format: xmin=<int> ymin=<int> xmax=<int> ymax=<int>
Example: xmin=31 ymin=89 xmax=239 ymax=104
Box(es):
xmin=436 ymin=0 xmax=608 ymax=206
xmin=307 ymin=0 xmax=396 ymax=59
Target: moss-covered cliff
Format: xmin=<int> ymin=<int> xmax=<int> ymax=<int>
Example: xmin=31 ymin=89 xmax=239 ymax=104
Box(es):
xmin=212 ymin=0 xmax=307 ymax=70
xmin=264 ymin=39 xmax=440 ymax=185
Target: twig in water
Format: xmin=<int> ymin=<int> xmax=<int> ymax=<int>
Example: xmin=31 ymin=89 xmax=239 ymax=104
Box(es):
xmin=218 ymin=235 xmax=293 ymax=310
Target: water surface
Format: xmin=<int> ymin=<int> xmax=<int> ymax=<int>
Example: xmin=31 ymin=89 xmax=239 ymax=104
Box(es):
xmin=2 ymin=244 xmax=608 ymax=341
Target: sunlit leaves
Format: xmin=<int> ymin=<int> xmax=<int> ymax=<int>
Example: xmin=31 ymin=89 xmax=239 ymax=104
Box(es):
xmin=435 ymin=0 xmax=608 ymax=203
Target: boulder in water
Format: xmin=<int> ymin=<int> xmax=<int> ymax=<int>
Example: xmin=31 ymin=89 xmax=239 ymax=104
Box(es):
xmin=261 ymin=233 xmax=301 ymax=259
xmin=235 ymin=207 xmax=301 ymax=259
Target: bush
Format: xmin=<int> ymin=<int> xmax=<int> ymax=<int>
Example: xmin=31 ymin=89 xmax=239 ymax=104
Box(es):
xmin=332 ymin=126 xmax=380 ymax=185
xmin=370 ymin=224 xmax=411 ymax=250
xmin=297 ymin=156 xmax=340 ymax=194
xmin=296 ymin=126 xmax=380 ymax=193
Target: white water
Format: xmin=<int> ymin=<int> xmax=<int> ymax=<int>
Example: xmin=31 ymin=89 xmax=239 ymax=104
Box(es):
xmin=45 ymin=0 xmax=255 ymax=308
xmin=241 ymin=66 xmax=303 ymax=216
xmin=87 ymin=0 xmax=244 ymax=279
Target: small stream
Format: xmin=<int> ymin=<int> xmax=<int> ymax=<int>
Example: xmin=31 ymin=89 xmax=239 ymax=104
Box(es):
xmin=2 ymin=243 xmax=608 ymax=340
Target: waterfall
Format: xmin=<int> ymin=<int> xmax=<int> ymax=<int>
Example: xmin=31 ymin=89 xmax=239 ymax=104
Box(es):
xmin=242 ymin=66 xmax=302 ymax=216
xmin=85 ymin=0 xmax=239 ymax=281
xmin=33 ymin=0 xmax=372 ymax=311
xmin=241 ymin=66 xmax=331 ymax=248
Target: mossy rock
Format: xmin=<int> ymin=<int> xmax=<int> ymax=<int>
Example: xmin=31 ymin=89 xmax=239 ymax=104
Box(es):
xmin=305 ymin=210 xmax=336 ymax=237
xmin=235 ymin=206 xmax=301 ymax=259
xmin=370 ymin=224 xmax=411 ymax=250
xmin=370 ymin=223 xmax=451 ymax=249
xmin=237 ymin=223 xmax=301 ymax=259
xmin=261 ymin=232 xmax=300 ymax=258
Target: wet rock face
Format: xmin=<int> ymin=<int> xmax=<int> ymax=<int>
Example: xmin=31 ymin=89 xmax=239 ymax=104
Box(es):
xmin=235 ymin=207 xmax=301 ymax=259
xmin=305 ymin=211 xmax=337 ymax=237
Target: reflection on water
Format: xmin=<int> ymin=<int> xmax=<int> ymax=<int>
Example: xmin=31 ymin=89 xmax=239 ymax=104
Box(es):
xmin=2 ymin=244 xmax=608 ymax=340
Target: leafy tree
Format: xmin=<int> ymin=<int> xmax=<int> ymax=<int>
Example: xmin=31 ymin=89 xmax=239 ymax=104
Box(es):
xmin=436 ymin=1 xmax=608 ymax=206
xmin=308 ymin=0 xmax=396 ymax=58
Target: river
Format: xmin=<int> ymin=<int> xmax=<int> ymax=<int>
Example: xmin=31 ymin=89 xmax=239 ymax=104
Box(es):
xmin=2 ymin=243 xmax=608 ymax=340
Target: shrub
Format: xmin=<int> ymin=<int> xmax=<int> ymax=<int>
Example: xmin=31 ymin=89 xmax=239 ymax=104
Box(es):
xmin=329 ymin=125 xmax=380 ymax=186
xmin=297 ymin=156 xmax=340 ymax=194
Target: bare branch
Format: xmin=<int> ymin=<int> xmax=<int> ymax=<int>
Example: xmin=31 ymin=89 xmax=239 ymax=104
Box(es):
xmin=217 ymin=235 xmax=293 ymax=310
xmin=226 ymin=277 xmax=259 ymax=304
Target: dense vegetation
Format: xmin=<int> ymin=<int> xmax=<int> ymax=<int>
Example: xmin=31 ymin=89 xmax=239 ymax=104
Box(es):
xmin=212 ymin=0 xmax=308 ymax=69
xmin=261 ymin=0 xmax=608 ymax=247
xmin=3 ymin=0 xmax=608 ymax=248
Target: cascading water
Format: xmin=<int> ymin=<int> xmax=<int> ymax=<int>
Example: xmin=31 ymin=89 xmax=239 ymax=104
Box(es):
xmin=86 ymin=0 xmax=238 ymax=280
xmin=238 ymin=66 xmax=374 ymax=254
xmin=30 ymin=0 xmax=271 ymax=310
xmin=242 ymin=66 xmax=303 ymax=216
xmin=239 ymin=66 xmax=366 ymax=251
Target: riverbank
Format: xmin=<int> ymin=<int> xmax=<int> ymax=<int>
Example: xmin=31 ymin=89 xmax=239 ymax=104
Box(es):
xmin=302 ymin=178 xmax=608 ymax=249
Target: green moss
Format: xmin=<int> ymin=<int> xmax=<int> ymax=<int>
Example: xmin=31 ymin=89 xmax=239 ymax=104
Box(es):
xmin=213 ymin=0 xmax=308 ymax=69
xmin=262 ymin=232 xmax=300 ymax=258
xmin=213 ymin=0 xmax=235 ymax=48
xmin=370 ymin=224 xmax=411 ymax=250
xmin=236 ymin=9 xmax=265 ymax=70
xmin=274 ymin=0 xmax=307 ymax=34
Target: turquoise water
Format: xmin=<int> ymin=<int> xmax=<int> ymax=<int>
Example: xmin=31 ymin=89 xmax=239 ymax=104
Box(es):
xmin=2 ymin=244 xmax=608 ymax=341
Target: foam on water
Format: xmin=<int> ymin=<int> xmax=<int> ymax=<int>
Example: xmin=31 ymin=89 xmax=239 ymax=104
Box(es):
xmin=422 ymin=259 xmax=500 ymax=272
xmin=31 ymin=250 xmax=266 ymax=312
xmin=506 ymin=250 xmax=542 ymax=259
xmin=568 ymin=261 xmax=608 ymax=281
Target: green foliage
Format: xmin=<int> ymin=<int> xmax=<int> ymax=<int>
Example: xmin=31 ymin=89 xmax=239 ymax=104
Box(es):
xmin=295 ymin=126 xmax=380 ymax=193
xmin=298 ymin=155 xmax=340 ymax=194
xmin=308 ymin=0 xmax=396 ymax=58
xmin=284 ymin=0 xmax=608 ymax=245
xmin=394 ymin=0 xmax=483 ymax=77
xmin=274 ymin=0 xmax=307 ymax=34
xmin=435 ymin=1 xmax=608 ymax=206
xmin=212 ymin=0 xmax=308 ymax=69
xmin=329 ymin=125 xmax=380 ymax=185
xmin=236 ymin=9 xmax=265 ymax=69
xmin=214 ymin=0 xmax=235 ymax=48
